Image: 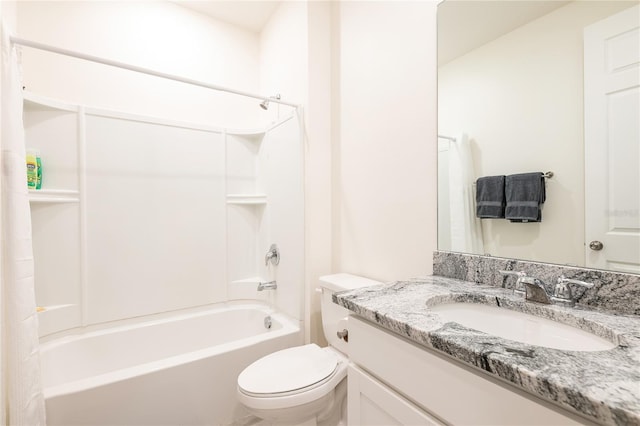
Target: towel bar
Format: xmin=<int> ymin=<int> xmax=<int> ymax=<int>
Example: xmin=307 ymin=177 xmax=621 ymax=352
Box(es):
xmin=473 ymin=171 xmax=553 ymax=185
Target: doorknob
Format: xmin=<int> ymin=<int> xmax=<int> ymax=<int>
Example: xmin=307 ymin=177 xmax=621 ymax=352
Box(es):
xmin=589 ymin=241 xmax=604 ymax=251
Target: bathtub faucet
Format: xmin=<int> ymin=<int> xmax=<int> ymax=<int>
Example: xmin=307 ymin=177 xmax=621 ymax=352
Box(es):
xmin=257 ymin=281 xmax=277 ymax=291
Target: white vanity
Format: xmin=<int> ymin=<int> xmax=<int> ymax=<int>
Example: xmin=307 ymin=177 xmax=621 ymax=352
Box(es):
xmin=335 ymin=273 xmax=640 ymax=426
xmin=348 ymin=316 xmax=597 ymax=425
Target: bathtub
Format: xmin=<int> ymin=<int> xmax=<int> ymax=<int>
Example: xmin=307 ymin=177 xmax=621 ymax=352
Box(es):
xmin=40 ymin=302 xmax=302 ymax=425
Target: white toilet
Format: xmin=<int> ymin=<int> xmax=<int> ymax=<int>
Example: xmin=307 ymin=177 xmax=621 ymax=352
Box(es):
xmin=236 ymin=273 xmax=381 ymax=426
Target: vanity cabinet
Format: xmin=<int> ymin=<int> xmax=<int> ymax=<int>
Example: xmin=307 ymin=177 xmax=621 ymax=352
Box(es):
xmin=349 ymin=364 xmax=444 ymax=425
xmin=347 ymin=316 xmax=599 ymax=426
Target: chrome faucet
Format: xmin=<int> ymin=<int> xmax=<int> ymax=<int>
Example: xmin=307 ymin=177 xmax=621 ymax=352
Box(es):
xmin=499 ymin=271 xmax=552 ymax=304
xmin=264 ymin=244 xmax=280 ymax=266
xmin=520 ymin=275 xmax=552 ymax=304
xmin=500 ymin=271 xmax=594 ymax=307
xmin=552 ymin=275 xmax=594 ymax=307
xmin=257 ymin=280 xmax=277 ymax=291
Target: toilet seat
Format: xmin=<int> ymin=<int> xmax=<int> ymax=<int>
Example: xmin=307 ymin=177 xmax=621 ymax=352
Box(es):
xmin=237 ymin=345 xmax=348 ymax=410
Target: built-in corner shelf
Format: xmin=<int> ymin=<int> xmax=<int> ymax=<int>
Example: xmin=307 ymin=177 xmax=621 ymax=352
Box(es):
xmin=37 ymin=303 xmax=76 ymax=313
xmin=226 ymin=128 xmax=266 ymax=138
xmin=29 ymin=189 xmax=80 ymax=204
xmin=226 ymin=194 xmax=267 ymax=205
xmin=23 ymin=92 xmax=78 ymax=113
xmin=36 ymin=303 xmax=79 ymax=337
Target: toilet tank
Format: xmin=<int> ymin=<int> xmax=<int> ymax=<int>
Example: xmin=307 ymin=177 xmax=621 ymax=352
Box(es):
xmin=319 ymin=273 xmax=382 ymax=354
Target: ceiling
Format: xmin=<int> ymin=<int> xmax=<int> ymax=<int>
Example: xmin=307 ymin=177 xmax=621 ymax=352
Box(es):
xmin=172 ymin=0 xmax=572 ymax=59
xmin=171 ymin=1 xmax=281 ymax=33
xmin=438 ymin=0 xmax=571 ymax=65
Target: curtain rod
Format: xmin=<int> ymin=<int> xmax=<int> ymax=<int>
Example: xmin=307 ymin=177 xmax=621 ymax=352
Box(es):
xmin=10 ymin=36 xmax=299 ymax=108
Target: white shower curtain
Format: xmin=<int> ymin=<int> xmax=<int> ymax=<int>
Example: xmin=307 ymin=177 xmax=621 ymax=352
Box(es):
xmin=1 ymin=22 xmax=46 ymax=425
xmin=448 ymin=133 xmax=484 ymax=254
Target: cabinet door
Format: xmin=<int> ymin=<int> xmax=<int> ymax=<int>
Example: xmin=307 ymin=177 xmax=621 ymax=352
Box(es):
xmin=348 ymin=364 xmax=445 ymax=426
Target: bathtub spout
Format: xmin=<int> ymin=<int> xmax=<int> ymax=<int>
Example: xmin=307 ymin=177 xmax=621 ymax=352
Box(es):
xmin=257 ymin=281 xmax=277 ymax=291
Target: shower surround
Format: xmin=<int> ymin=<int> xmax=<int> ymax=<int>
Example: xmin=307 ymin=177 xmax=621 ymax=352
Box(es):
xmin=26 ymin=91 xmax=304 ymax=424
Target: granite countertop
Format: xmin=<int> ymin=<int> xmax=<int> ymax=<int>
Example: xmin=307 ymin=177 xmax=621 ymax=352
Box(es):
xmin=333 ymin=276 xmax=640 ymax=425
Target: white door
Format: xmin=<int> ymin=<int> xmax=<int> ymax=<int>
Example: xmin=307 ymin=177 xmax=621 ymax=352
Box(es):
xmin=584 ymin=5 xmax=640 ymax=273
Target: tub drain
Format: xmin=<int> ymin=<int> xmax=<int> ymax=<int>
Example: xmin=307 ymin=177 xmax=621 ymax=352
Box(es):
xmin=264 ymin=315 xmax=272 ymax=329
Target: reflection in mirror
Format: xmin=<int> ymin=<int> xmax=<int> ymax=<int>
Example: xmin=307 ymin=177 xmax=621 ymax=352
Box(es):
xmin=437 ymin=0 xmax=640 ymax=274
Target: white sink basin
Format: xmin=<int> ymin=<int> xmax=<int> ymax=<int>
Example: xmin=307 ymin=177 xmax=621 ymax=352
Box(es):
xmin=430 ymin=303 xmax=616 ymax=351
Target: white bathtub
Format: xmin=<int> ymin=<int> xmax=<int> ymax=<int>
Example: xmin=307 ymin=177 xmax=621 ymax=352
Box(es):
xmin=40 ymin=302 xmax=302 ymax=425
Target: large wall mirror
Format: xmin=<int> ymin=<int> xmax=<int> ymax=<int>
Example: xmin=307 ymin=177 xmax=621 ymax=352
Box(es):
xmin=437 ymin=0 xmax=639 ymax=273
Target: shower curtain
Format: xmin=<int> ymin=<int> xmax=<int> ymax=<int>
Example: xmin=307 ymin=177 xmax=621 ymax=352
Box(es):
xmin=448 ymin=133 xmax=484 ymax=254
xmin=1 ymin=22 xmax=46 ymax=425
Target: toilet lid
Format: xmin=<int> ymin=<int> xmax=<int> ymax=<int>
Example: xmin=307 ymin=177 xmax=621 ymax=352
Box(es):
xmin=238 ymin=344 xmax=338 ymax=395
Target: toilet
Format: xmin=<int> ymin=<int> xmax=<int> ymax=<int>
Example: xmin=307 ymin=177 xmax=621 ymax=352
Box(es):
xmin=236 ymin=273 xmax=381 ymax=426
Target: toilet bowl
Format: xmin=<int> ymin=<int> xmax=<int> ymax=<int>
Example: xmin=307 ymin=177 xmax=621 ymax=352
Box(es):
xmin=237 ymin=344 xmax=347 ymax=425
xmin=236 ymin=273 xmax=381 ymax=426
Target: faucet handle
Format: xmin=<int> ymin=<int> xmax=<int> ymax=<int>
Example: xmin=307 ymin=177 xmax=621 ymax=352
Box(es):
xmin=552 ymin=276 xmax=593 ymax=307
xmin=557 ymin=275 xmax=594 ymax=288
xmin=499 ymin=270 xmax=526 ymax=295
xmin=265 ymin=244 xmax=280 ymax=266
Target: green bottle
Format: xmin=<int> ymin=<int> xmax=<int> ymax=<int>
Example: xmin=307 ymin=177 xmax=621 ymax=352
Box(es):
xmin=36 ymin=151 xmax=42 ymax=190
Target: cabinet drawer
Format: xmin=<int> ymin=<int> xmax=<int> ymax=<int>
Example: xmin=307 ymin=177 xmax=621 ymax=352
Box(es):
xmin=348 ymin=316 xmax=596 ymax=426
xmin=348 ymin=364 xmax=445 ymax=426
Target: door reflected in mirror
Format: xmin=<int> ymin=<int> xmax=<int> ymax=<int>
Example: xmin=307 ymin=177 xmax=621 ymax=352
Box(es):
xmin=437 ymin=0 xmax=640 ymax=274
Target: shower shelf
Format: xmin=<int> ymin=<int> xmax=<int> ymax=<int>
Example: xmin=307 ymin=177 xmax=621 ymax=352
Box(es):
xmin=23 ymin=92 xmax=78 ymax=113
xmin=226 ymin=129 xmax=266 ymax=138
xmin=36 ymin=303 xmax=75 ymax=313
xmin=29 ymin=189 xmax=80 ymax=204
xmin=226 ymin=194 xmax=267 ymax=205
xmin=36 ymin=303 xmax=79 ymax=337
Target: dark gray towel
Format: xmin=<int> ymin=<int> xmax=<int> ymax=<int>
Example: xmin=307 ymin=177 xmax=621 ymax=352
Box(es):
xmin=505 ymin=172 xmax=546 ymax=222
xmin=476 ymin=175 xmax=505 ymax=218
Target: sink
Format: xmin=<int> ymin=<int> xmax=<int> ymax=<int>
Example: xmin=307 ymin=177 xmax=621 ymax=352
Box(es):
xmin=430 ymin=303 xmax=616 ymax=351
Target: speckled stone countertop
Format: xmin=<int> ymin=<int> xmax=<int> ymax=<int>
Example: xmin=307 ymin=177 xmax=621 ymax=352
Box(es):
xmin=334 ymin=276 xmax=640 ymax=425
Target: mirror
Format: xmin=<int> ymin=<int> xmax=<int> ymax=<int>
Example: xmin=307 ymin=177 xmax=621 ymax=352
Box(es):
xmin=437 ymin=0 xmax=640 ymax=273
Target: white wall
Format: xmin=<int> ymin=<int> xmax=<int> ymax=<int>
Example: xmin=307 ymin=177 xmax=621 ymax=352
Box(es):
xmin=17 ymin=1 xmax=261 ymax=128
xmin=305 ymin=1 xmax=333 ymax=345
xmin=1 ymin=1 xmax=17 ymax=31
xmin=332 ymin=1 xmax=438 ymax=282
xmin=262 ymin=0 xmax=440 ymax=343
xmin=258 ymin=1 xmax=308 ymax=326
xmin=259 ymin=1 xmax=337 ymax=344
xmin=259 ymin=1 xmax=307 ymax=112
xmin=438 ymin=1 xmax=633 ymax=266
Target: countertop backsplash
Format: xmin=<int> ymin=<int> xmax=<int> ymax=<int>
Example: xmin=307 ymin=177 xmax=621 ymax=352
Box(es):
xmin=433 ymin=251 xmax=640 ymax=316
